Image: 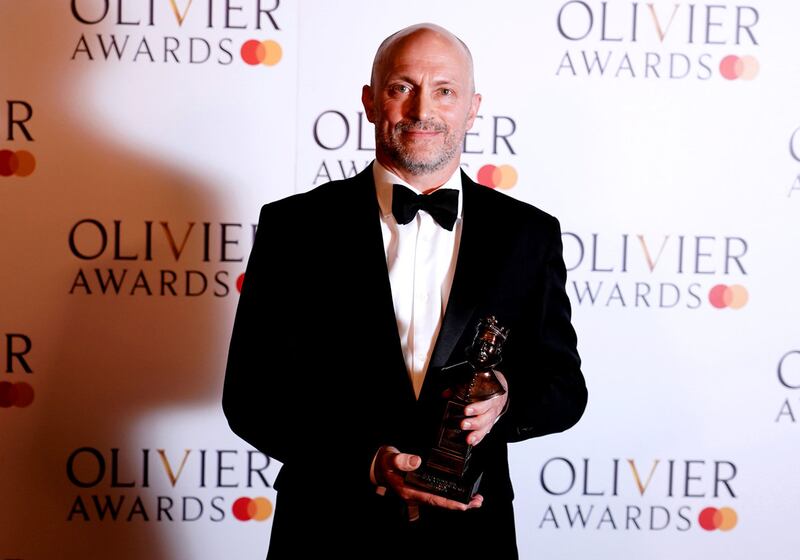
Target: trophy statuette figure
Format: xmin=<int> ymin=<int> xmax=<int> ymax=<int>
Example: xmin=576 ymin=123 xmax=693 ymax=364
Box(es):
xmin=406 ymin=316 xmax=510 ymax=503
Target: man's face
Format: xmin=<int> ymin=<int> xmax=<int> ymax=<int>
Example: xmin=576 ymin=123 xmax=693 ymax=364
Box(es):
xmin=362 ymin=31 xmax=481 ymax=178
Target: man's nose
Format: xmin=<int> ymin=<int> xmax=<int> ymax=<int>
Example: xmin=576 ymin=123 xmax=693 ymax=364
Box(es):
xmin=407 ymin=91 xmax=431 ymax=121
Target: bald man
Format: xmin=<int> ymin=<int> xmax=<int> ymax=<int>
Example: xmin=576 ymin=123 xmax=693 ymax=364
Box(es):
xmin=224 ymin=23 xmax=586 ymax=558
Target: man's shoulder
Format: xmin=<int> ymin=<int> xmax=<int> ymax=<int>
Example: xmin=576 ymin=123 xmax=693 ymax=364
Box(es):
xmin=259 ymin=169 xmax=371 ymax=219
xmin=462 ymin=173 xmax=560 ymax=232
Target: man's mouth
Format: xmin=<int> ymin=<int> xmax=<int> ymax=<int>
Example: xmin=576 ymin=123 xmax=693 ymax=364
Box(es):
xmin=403 ymin=130 xmax=440 ymax=138
xmin=397 ymin=121 xmax=446 ymax=136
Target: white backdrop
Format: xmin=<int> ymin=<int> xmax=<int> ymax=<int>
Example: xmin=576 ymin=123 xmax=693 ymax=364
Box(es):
xmin=2 ymin=1 xmax=799 ymax=559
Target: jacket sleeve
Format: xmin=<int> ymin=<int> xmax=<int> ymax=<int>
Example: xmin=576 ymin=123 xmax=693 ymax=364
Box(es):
xmin=499 ymin=214 xmax=588 ymax=442
xmin=222 ymin=201 xmax=303 ymax=464
xmin=222 ymin=199 xmax=383 ymax=494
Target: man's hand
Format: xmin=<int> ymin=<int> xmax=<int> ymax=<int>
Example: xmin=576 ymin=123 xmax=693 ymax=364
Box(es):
xmin=374 ymin=446 xmax=483 ymax=511
xmin=459 ymin=370 xmax=508 ymax=446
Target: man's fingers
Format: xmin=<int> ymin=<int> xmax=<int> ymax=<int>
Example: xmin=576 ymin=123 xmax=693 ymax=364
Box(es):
xmin=461 ymin=403 xmax=503 ymax=431
xmin=379 ymin=448 xmax=484 ymax=511
xmin=392 ymin=452 xmax=422 ymax=472
xmin=467 ymin=427 xmax=490 ymax=446
xmin=460 ymin=389 xmax=508 ymax=447
xmin=468 ymin=494 xmax=484 ymax=508
xmin=461 ymin=412 xmax=491 ymax=431
xmin=384 ymin=470 xmax=480 ymax=511
xmin=463 ymin=400 xmax=489 ymax=417
xmin=397 ymin=487 xmax=483 ymax=511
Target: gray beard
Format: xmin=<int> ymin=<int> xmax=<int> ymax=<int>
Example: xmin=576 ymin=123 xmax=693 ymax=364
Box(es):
xmin=378 ymin=120 xmax=462 ymax=176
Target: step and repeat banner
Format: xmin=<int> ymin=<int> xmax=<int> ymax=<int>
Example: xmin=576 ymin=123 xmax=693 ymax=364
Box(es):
xmin=2 ymin=1 xmax=798 ymax=559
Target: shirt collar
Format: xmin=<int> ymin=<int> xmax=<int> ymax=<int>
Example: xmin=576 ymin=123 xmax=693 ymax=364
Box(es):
xmin=373 ymin=160 xmax=464 ymax=221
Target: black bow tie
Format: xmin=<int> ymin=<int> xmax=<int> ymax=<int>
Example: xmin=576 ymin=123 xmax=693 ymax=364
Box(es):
xmin=391 ymin=184 xmax=459 ymax=231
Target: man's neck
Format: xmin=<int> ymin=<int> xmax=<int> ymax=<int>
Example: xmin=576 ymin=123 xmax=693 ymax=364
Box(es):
xmin=377 ymin=156 xmax=461 ymax=193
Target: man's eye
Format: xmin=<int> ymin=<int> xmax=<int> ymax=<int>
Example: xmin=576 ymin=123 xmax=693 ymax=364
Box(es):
xmin=392 ymin=84 xmax=410 ymax=94
xmin=441 ymin=88 xmax=453 ymax=96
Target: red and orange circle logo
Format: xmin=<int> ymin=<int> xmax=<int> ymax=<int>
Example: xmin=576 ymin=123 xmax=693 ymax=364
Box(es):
xmin=0 ymin=150 xmax=36 ymax=177
xmin=698 ymin=506 xmax=737 ymax=531
xmin=0 ymin=381 xmax=35 ymax=408
xmin=232 ymin=496 xmax=273 ymax=521
xmin=477 ymin=164 xmax=517 ymax=189
xmin=241 ymin=40 xmax=282 ymax=66
xmin=719 ymin=55 xmax=759 ymax=81
xmin=708 ymin=284 xmax=748 ymax=309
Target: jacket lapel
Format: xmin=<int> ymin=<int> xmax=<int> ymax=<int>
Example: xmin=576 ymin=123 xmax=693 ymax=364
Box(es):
xmin=423 ymin=173 xmax=496 ymax=396
xmin=345 ymin=165 xmax=418 ymax=404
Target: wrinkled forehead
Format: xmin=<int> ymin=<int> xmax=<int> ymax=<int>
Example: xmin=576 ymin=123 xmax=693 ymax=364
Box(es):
xmin=370 ymin=27 xmax=474 ymax=88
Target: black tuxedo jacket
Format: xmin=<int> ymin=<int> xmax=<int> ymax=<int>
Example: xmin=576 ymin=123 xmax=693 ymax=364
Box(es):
xmin=223 ymin=164 xmax=587 ymax=558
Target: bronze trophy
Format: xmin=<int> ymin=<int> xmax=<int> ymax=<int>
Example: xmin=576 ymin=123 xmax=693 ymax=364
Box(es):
xmin=406 ymin=316 xmax=510 ymax=503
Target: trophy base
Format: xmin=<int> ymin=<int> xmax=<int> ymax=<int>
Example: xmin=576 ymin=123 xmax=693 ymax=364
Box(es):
xmin=405 ymin=467 xmax=483 ymax=504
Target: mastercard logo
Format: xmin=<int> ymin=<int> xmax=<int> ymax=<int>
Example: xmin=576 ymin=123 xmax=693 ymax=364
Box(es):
xmin=0 ymin=149 xmax=36 ymax=177
xmin=708 ymin=284 xmax=748 ymax=309
xmin=0 ymin=381 xmax=35 ymax=408
xmin=698 ymin=506 xmax=737 ymax=531
xmin=232 ymin=496 xmax=273 ymax=521
xmin=477 ymin=164 xmax=517 ymax=190
xmin=241 ymin=39 xmax=282 ymax=66
xmin=719 ymin=55 xmax=759 ymax=81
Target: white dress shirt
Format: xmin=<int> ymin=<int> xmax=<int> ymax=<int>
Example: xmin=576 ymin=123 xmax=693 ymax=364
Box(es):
xmin=373 ymin=162 xmax=464 ymax=399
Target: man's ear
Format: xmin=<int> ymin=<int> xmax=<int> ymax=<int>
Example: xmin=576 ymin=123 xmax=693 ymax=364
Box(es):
xmin=362 ymin=85 xmax=376 ymax=123
xmin=465 ymin=92 xmax=482 ymax=130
